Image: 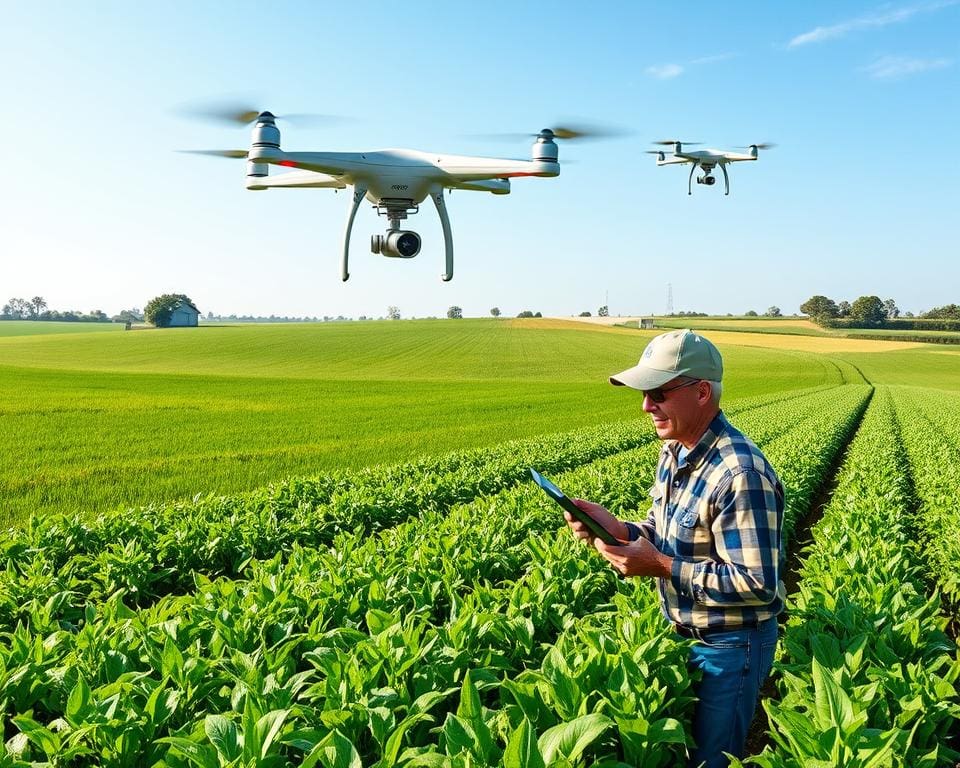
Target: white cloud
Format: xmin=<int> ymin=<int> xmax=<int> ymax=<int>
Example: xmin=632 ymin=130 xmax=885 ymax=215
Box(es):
xmin=862 ymin=54 xmax=952 ymax=79
xmin=788 ymin=1 xmax=957 ymax=47
xmin=645 ymin=63 xmax=684 ymax=79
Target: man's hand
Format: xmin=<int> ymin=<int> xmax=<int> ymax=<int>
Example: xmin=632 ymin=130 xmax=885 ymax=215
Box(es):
xmin=596 ymin=538 xmax=673 ymax=579
xmin=563 ymin=499 xmax=629 ymax=544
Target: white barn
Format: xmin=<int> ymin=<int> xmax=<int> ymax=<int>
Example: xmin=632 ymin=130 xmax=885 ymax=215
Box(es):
xmin=168 ymin=300 xmax=200 ymax=327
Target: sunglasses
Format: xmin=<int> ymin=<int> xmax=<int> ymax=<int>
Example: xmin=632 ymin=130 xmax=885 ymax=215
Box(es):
xmin=643 ymin=378 xmax=701 ymax=403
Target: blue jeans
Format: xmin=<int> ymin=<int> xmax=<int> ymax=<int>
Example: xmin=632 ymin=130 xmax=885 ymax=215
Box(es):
xmin=684 ymin=617 xmax=779 ymax=768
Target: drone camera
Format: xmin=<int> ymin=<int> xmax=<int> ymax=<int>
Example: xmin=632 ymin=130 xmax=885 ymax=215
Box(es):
xmin=697 ymin=175 xmax=717 ymax=186
xmin=371 ymin=230 xmax=421 ymax=259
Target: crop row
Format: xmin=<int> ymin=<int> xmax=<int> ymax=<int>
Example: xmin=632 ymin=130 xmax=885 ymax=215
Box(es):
xmin=1 ymin=385 xmax=871 ymax=765
xmin=0 ymin=384 xmax=846 ymax=633
xmin=889 ymin=385 xmax=960 ymax=616
xmin=738 ymin=387 xmax=960 ymax=767
xmin=3 ymin=443 xmax=684 ymax=765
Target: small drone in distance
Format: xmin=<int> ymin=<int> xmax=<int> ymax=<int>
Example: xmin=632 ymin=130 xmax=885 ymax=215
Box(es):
xmin=180 ymin=104 xmax=612 ymax=281
xmin=647 ymin=140 xmax=775 ymax=196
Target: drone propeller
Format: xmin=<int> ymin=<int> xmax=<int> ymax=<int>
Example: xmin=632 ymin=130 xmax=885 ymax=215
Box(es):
xmin=176 ymin=101 xmax=341 ymax=127
xmin=734 ymin=143 xmax=777 ymax=150
xmin=652 ymin=139 xmax=701 ymax=146
xmin=178 ymin=149 xmax=248 ymax=159
xmin=468 ymin=121 xmax=626 ymax=143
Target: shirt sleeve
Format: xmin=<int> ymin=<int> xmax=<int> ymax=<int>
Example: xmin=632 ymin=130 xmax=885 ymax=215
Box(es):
xmin=625 ymin=478 xmax=662 ymax=543
xmin=670 ymin=469 xmax=782 ymax=608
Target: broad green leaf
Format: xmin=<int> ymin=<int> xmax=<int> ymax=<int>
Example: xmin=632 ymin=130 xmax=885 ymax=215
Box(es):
xmin=378 ymin=713 xmax=432 ymax=768
xmin=145 ymin=682 xmax=181 ymax=727
xmin=256 ymin=708 xmax=291 ymax=758
xmin=162 ymin=634 xmax=185 ymax=679
xmin=645 ymin=717 xmax=687 ymax=745
xmin=12 ymin=716 xmax=60 ymax=757
xmin=503 ymin=718 xmax=545 ymax=768
xmin=157 ymin=736 xmax=218 ymax=768
xmin=205 ymin=715 xmax=242 ymax=763
xmin=538 ymin=713 xmax=612 ymax=765
xmin=302 ymin=729 xmax=363 ymax=768
xmin=410 ymin=688 xmax=457 ymax=716
xmin=442 ymin=714 xmax=477 ymax=756
xmin=812 ymin=658 xmax=854 ymax=730
xmin=457 ymin=670 xmax=481 ymax=722
xmin=65 ymin=675 xmax=92 ymax=725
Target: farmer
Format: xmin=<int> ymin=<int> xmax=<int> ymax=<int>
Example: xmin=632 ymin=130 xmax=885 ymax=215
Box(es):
xmin=565 ymin=329 xmax=783 ymax=768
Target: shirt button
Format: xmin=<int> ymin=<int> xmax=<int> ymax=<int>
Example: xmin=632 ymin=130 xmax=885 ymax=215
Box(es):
xmin=672 ymin=480 xmax=680 ymax=488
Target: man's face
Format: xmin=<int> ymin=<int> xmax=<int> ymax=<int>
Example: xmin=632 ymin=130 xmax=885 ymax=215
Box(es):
xmin=642 ymin=377 xmax=707 ymax=443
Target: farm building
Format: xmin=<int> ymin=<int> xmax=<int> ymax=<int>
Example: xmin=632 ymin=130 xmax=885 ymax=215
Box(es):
xmin=639 ymin=318 xmax=655 ymax=329
xmin=168 ymin=300 xmax=200 ymax=327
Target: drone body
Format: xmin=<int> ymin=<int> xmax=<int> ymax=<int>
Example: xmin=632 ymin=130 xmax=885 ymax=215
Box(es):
xmin=194 ymin=112 xmax=565 ymax=281
xmin=648 ymin=140 xmax=773 ymax=196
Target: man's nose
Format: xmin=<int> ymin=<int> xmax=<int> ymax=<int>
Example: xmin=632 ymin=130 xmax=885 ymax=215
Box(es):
xmin=642 ymin=394 xmax=657 ymax=413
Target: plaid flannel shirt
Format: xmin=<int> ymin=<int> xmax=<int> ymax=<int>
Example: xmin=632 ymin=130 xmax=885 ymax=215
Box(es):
xmin=625 ymin=411 xmax=785 ymax=630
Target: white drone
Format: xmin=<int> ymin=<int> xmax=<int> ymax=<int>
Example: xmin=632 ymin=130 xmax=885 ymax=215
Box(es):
xmin=183 ymin=107 xmax=605 ymax=281
xmin=647 ymin=140 xmax=775 ymax=196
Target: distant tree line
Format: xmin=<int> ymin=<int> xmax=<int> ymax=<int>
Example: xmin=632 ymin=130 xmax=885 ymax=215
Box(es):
xmin=800 ymin=295 xmax=960 ymax=330
xmin=1 ymin=296 xmax=119 ymax=323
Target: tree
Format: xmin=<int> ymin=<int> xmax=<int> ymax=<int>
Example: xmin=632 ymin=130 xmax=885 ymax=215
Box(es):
xmin=446 ymin=305 xmax=463 ymax=319
xmin=579 ymin=311 xmax=592 ymax=317
xmin=598 ymin=305 xmax=609 ymax=317
xmin=744 ymin=310 xmax=758 ymax=317
xmin=883 ymin=298 xmax=899 ymax=320
xmin=923 ymin=303 xmax=960 ymax=319
xmin=387 ymin=306 xmax=401 ymax=320
xmin=765 ymin=306 xmax=782 ymax=317
xmin=849 ymin=295 xmax=886 ymax=326
xmin=799 ymin=295 xmax=838 ymax=320
xmin=837 ymin=300 xmax=851 ymax=318
xmin=534 ymin=311 xmax=542 ymax=317
xmin=3 ymin=297 xmax=31 ymax=319
xmin=517 ymin=310 xmax=535 ymax=318
xmin=30 ymin=296 xmax=47 ymax=317
xmin=114 ymin=308 xmax=143 ymax=324
xmin=489 ymin=307 xmax=501 ymax=317
xmin=144 ymin=293 xmax=194 ymax=327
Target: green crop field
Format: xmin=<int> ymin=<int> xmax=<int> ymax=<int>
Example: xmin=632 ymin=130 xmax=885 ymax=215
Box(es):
xmin=1 ymin=319 xmax=847 ymax=524
xmin=1 ymin=317 xmax=958 ymax=766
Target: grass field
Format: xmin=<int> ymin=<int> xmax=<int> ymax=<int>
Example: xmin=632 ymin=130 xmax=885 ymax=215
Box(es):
xmin=2 ymin=319 xmax=857 ymax=524
xmin=0 ymin=320 xmax=126 ymax=336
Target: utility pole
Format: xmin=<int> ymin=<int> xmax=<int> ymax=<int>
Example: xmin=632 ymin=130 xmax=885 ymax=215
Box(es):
xmin=666 ymin=283 xmax=674 ymax=315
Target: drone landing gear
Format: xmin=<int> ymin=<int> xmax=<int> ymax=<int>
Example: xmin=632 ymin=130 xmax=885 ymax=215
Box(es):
xmin=340 ymin=190 xmax=455 ymax=281
xmin=688 ymin=162 xmax=698 ymax=195
xmin=430 ymin=187 xmax=453 ymax=282
xmin=341 ymin=184 xmax=368 ymax=281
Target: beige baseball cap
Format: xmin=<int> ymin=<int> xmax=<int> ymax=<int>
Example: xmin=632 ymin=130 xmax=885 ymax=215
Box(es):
xmin=610 ymin=329 xmax=723 ymax=390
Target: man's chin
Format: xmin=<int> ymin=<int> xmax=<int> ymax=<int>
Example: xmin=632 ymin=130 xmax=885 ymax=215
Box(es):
xmin=652 ymin=420 xmax=673 ymax=438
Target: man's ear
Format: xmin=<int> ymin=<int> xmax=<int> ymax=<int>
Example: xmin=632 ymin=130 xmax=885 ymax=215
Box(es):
xmin=697 ymin=380 xmax=713 ymax=405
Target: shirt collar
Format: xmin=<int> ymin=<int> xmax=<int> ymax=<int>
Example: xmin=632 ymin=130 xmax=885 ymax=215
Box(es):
xmin=668 ymin=410 xmax=729 ymax=471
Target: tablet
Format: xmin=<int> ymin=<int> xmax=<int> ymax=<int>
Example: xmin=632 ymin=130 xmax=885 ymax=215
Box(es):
xmin=529 ymin=468 xmax=620 ymax=545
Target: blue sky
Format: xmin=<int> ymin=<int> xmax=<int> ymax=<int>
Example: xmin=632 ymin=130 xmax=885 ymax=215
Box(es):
xmin=2 ymin=1 xmax=958 ymax=319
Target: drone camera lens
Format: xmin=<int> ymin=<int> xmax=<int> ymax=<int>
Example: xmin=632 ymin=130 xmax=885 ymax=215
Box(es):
xmin=396 ymin=232 xmax=421 ymax=258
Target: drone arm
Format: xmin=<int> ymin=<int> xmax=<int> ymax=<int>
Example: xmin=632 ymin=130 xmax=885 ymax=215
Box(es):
xmin=341 ymin=184 xmax=368 ymax=282
xmin=720 ymin=163 xmax=730 ymax=196
xmin=430 ymin=186 xmax=454 ymax=281
xmin=688 ymin=162 xmax=699 ymax=196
